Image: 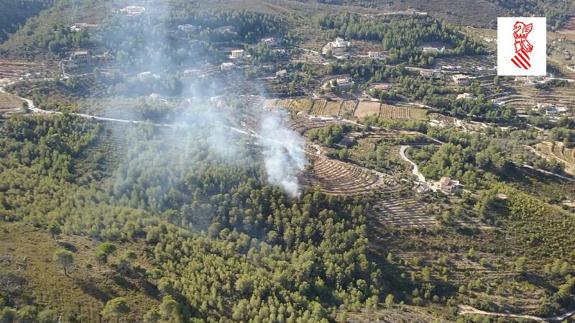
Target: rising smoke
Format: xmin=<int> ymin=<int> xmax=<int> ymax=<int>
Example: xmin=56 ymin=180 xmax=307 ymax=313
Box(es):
xmin=258 ymin=110 xmax=307 ymax=197
xmin=93 ymin=1 xmax=307 ymax=198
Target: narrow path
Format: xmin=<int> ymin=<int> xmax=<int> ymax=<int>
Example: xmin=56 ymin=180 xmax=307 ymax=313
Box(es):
xmin=399 ymin=145 xmax=426 ymax=183
xmin=458 ymin=305 xmax=575 ymax=322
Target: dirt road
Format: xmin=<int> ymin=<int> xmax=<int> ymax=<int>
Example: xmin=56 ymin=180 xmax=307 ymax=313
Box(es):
xmin=458 ymin=305 xmax=575 ymax=322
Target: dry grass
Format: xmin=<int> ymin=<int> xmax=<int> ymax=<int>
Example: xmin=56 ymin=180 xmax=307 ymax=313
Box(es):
xmin=380 ymin=105 xmax=427 ymax=120
xmin=0 ymin=92 xmax=23 ymax=115
xmin=0 ymin=222 xmax=159 ymax=321
xmin=534 ymin=141 xmax=575 ymax=175
xmin=322 ymin=100 xmax=342 ymax=116
xmin=289 ymin=98 xmax=314 ymax=112
xmin=355 ymin=101 xmax=381 ymax=118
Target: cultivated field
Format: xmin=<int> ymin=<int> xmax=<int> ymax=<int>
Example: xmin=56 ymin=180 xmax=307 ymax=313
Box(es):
xmin=323 ymin=100 xmax=342 ymax=116
xmin=340 ymin=100 xmax=358 ymax=119
xmin=309 ymin=99 xmax=327 ymax=115
xmin=302 ymin=155 xmax=402 ymax=196
xmin=288 ymin=113 xmax=342 ymax=135
xmin=271 ymin=98 xmax=428 ymax=121
xmin=486 ymin=79 xmax=575 ymax=115
xmin=380 ymin=105 xmax=427 ymax=120
xmin=354 ymin=101 xmax=381 ymax=118
xmin=0 ymin=60 xmax=52 ymax=80
xmin=0 ymin=92 xmax=24 ymax=116
xmin=370 ymin=195 xmax=438 ymax=228
xmin=534 ymin=141 xmax=575 ymax=175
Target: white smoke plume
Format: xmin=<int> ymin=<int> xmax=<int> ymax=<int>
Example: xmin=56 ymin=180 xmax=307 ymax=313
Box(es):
xmin=258 ymin=110 xmax=307 ymax=197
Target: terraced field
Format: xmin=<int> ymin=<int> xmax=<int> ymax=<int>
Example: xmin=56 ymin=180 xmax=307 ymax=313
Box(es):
xmin=493 ymin=82 xmax=575 ymax=114
xmin=534 ymin=141 xmax=575 ymax=175
xmin=288 ymin=113 xmax=342 ymax=135
xmin=380 ymin=105 xmax=427 ymax=120
xmin=370 ymin=196 xmax=438 ymax=228
xmin=354 ymin=101 xmax=381 ymax=118
xmin=272 ymin=98 xmax=428 ymax=121
xmin=309 ymin=99 xmax=327 ymax=115
xmin=302 ymin=155 xmax=403 ymax=196
xmin=0 ymin=92 xmax=24 ymax=116
xmin=340 ymin=100 xmax=358 ymax=118
xmin=323 ymin=100 xmax=342 ymax=116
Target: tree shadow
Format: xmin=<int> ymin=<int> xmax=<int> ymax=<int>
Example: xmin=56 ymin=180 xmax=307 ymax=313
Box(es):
xmin=76 ymin=278 xmax=117 ymax=302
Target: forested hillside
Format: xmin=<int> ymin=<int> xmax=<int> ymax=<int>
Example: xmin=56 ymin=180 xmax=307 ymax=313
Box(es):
xmin=0 ymin=115 xmax=385 ymax=321
xmin=0 ymin=0 xmax=52 ymax=43
xmin=313 ymin=0 xmax=575 ymax=28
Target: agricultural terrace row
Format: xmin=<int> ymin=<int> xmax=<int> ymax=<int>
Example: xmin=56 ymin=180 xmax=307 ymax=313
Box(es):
xmin=268 ymin=98 xmax=428 ymax=120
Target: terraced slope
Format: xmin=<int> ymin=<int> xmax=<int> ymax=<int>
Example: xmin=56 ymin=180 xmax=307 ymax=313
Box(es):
xmin=371 ymin=196 xmax=438 ymax=228
xmin=534 ymin=141 xmax=575 ymax=175
xmin=302 ymin=154 xmax=403 ymax=196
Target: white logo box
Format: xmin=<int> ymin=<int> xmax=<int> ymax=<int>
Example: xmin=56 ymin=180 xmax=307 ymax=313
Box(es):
xmin=497 ymin=17 xmax=547 ymax=76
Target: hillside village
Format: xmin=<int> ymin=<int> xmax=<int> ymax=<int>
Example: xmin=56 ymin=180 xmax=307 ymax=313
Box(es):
xmin=0 ymin=1 xmax=574 ymax=322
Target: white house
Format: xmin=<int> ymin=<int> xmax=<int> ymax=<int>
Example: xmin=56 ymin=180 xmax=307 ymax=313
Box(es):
xmin=422 ymin=46 xmax=445 ymax=54
xmin=439 ymin=177 xmax=462 ymax=195
xmin=230 ymin=49 xmax=245 ymax=59
xmin=70 ymin=23 xmax=98 ymax=32
xmin=322 ymin=37 xmax=351 ymax=56
xmin=456 ymin=93 xmax=475 ymax=100
xmin=120 ymin=6 xmax=146 ymax=16
xmin=275 ymin=69 xmax=288 ymax=78
xmin=368 ymin=51 xmax=385 ymax=59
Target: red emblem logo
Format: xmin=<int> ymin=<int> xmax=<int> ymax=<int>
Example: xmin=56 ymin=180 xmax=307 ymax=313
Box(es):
xmin=511 ymin=21 xmax=534 ymax=70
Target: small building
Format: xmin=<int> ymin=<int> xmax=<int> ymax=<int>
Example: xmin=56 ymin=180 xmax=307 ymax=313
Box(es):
xmin=220 ymin=62 xmax=235 ymax=71
xmin=275 ymin=69 xmax=288 ymax=78
xmin=120 ymin=6 xmax=146 ymax=16
xmin=260 ymin=37 xmax=277 ymax=46
xmin=324 ymin=76 xmax=353 ymax=89
xmin=456 ymin=93 xmax=475 ymax=100
xmin=368 ymin=51 xmax=385 ymax=59
xmin=178 ymin=24 xmax=200 ymax=34
xmin=69 ymin=51 xmax=90 ymax=66
xmin=538 ymin=103 xmax=568 ymax=116
xmin=230 ymin=49 xmax=245 ymax=59
xmin=441 ymin=65 xmax=462 ymax=71
xmin=422 ymin=46 xmax=445 ymax=54
xmin=71 ymin=51 xmax=89 ymax=60
xmin=418 ymin=68 xmax=441 ymax=78
xmin=452 ymin=74 xmax=472 ymax=86
xmin=438 ymin=177 xmax=462 ymax=195
xmin=70 ymin=23 xmax=98 ymax=32
xmin=322 ymin=37 xmax=351 ymax=56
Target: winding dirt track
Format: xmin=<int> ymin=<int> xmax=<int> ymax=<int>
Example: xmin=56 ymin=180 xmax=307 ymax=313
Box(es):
xmin=458 ymin=305 xmax=575 ymax=322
